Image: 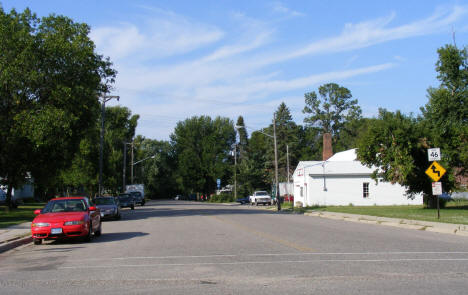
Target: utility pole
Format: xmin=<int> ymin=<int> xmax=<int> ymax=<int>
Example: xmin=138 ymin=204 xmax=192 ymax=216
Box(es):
xmin=273 ymin=114 xmax=280 ymax=211
xmin=98 ymin=95 xmax=119 ymax=197
xmin=287 ymin=144 xmax=292 ymax=209
xmin=234 ymin=144 xmax=237 ymax=200
xmin=131 ymin=141 xmax=134 ymax=184
xmin=123 ymin=142 xmax=126 ymax=191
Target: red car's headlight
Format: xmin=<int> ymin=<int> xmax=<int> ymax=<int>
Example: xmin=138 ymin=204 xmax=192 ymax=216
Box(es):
xmin=64 ymin=221 xmax=84 ymax=226
xmin=32 ymin=222 xmax=50 ymax=227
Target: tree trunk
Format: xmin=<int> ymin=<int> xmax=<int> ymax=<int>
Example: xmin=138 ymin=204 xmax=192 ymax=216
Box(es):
xmin=6 ymin=183 xmax=13 ymax=210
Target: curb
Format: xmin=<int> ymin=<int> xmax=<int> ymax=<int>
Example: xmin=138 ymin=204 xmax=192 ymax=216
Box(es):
xmin=304 ymin=211 xmax=468 ymax=237
xmin=0 ymin=235 xmax=32 ymax=254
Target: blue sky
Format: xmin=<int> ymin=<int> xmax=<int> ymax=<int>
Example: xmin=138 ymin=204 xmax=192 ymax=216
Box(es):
xmin=3 ymin=1 xmax=468 ymax=139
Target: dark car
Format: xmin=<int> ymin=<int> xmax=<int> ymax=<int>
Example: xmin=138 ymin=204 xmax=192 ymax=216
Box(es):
xmin=236 ymin=196 xmax=250 ymax=204
xmin=95 ymin=197 xmax=121 ymax=220
xmin=118 ymin=193 xmax=135 ymax=210
xmin=129 ymin=191 xmax=145 ymax=206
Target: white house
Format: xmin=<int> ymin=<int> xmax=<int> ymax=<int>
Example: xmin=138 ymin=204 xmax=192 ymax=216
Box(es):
xmin=292 ymin=149 xmax=422 ymax=206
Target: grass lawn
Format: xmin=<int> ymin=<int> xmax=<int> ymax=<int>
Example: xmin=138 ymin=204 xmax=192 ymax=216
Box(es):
xmin=281 ymin=200 xmax=468 ymax=225
xmin=0 ymin=202 xmax=45 ymax=229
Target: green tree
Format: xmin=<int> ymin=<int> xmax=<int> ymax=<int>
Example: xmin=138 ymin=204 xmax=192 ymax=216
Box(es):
xmin=357 ymin=109 xmax=429 ymax=198
xmin=138 ymin=139 xmax=177 ymax=198
xmin=421 ymin=44 xmax=468 ymax=189
xmin=266 ymin=103 xmax=299 ymax=182
xmin=171 ymin=116 xmax=235 ymax=195
xmin=0 ymin=7 xmax=116 ymax=207
xmin=235 ymin=116 xmax=249 ymax=161
xmin=303 ymin=83 xmax=362 ymax=148
xmin=102 ymin=106 xmax=139 ymax=194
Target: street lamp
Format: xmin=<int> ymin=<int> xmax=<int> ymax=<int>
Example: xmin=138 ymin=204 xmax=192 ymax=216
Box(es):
xmin=124 ymin=154 xmax=156 ymax=188
xmin=235 ymin=114 xmax=281 ymax=211
xmin=98 ymin=94 xmax=119 ymax=197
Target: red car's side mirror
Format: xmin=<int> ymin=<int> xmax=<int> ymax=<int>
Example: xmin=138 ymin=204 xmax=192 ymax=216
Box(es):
xmin=89 ymin=206 xmax=96 ymax=211
xmin=34 ymin=209 xmax=41 ymax=215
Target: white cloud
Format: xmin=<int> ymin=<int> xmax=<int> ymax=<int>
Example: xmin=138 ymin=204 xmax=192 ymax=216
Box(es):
xmin=254 ymin=5 xmax=468 ymax=66
xmin=91 ymin=10 xmax=224 ymax=61
xmin=271 ymin=2 xmax=305 ymax=17
xmin=96 ymin=5 xmax=468 ymax=139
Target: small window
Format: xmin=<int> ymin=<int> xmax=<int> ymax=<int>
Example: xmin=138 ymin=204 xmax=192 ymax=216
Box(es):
xmin=363 ymin=182 xmax=369 ymax=198
xmin=300 ymin=187 xmax=303 ymax=197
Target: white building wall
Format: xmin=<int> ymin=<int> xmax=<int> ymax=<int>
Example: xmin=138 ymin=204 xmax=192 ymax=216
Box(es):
xmin=305 ymin=176 xmax=422 ymax=206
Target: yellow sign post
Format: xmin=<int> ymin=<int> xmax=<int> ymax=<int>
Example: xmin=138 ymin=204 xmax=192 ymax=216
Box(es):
xmin=425 ymin=161 xmax=446 ymax=182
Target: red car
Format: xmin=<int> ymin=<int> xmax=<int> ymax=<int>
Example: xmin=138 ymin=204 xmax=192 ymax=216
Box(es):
xmin=31 ymin=197 xmax=102 ymax=245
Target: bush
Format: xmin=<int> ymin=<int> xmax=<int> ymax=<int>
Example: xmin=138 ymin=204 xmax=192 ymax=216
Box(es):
xmin=209 ymin=192 xmax=235 ymax=203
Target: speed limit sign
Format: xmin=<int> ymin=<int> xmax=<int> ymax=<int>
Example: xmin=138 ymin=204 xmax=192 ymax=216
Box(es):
xmin=428 ymin=148 xmax=441 ymax=161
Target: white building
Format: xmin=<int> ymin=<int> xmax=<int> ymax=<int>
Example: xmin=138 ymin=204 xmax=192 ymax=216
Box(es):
xmin=292 ymin=149 xmax=422 ymax=206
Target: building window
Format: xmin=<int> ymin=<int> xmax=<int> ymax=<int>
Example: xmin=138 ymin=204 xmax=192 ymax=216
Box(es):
xmin=363 ymin=182 xmax=369 ymax=198
xmin=300 ymin=187 xmax=303 ymax=197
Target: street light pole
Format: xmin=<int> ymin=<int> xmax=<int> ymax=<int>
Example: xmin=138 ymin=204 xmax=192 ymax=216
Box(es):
xmin=234 ymin=144 xmax=237 ymax=200
xmin=98 ymin=95 xmax=119 ymax=197
xmin=273 ymin=114 xmax=280 ymax=211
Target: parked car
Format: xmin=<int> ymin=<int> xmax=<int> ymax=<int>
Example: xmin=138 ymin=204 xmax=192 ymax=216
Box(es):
xmin=0 ymin=189 xmax=23 ymax=208
xmin=31 ymin=196 xmax=101 ymax=245
xmin=236 ymin=196 xmax=250 ymax=204
xmin=118 ymin=193 xmax=135 ymax=210
xmin=129 ymin=191 xmax=145 ymax=206
xmin=95 ymin=196 xmax=121 ymax=220
xmin=249 ymin=191 xmax=273 ymax=206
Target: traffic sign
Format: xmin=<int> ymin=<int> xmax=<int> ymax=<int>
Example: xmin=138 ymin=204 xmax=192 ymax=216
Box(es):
xmin=216 ymin=178 xmax=221 ymax=189
xmin=428 ymin=148 xmax=441 ymax=161
xmin=432 ymin=182 xmax=442 ymax=195
xmin=425 ymin=161 xmax=446 ymax=182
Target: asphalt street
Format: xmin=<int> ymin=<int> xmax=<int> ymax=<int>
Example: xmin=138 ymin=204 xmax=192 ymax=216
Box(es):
xmin=1 ymin=200 xmax=468 ymax=295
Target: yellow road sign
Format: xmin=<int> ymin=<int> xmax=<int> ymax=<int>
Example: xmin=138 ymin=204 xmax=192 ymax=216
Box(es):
xmin=425 ymin=161 xmax=446 ymax=182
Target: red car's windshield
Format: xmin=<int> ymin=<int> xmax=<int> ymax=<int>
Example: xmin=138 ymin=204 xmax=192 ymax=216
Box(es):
xmin=42 ymin=199 xmax=87 ymax=213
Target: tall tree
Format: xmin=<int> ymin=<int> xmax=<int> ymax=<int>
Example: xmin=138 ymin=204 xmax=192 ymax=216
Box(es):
xmin=235 ymin=116 xmax=249 ymax=161
xmin=138 ymin=139 xmax=176 ymax=199
xmin=303 ymin=83 xmax=362 ymax=148
xmin=357 ymin=43 xmax=468 ymax=207
xmin=102 ymin=106 xmax=139 ymax=193
xmin=357 ymin=109 xmax=429 ymax=198
xmin=421 ymin=44 xmax=468 ymax=188
xmin=171 ymin=116 xmax=235 ymax=195
xmin=0 ymin=7 xmax=116 ymax=207
xmin=268 ymin=103 xmax=299 ymax=182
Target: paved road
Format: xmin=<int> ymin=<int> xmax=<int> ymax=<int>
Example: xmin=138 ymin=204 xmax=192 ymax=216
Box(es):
xmin=1 ymin=200 xmax=468 ymax=295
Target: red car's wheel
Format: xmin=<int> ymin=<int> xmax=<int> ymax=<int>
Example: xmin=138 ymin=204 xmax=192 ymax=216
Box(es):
xmin=33 ymin=238 xmax=42 ymax=245
xmin=84 ymin=222 xmax=92 ymax=242
xmin=94 ymin=222 xmax=102 ymax=237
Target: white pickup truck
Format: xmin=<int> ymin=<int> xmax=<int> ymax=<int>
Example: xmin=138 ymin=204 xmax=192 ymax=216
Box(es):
xmin=249 ymin=191 xmax=273 ymax=206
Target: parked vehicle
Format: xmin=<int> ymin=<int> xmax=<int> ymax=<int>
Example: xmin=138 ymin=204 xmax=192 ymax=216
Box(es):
xmin=95 ymin=196 xmax=121 ymax=220
xmin=249 ymin=191 xmax=273 ymax=206
xmin=31 ymin=197 xmax=101 ymax=245
xmin=118 ymin=193 xmax=135 ymax=210
xmin=236 ymin=196 xmax=250 ymax=204
xmin=0 ymin=188 xmax=23 ymax=208
xmin=129 ymin=191 xmax=145 ymax=206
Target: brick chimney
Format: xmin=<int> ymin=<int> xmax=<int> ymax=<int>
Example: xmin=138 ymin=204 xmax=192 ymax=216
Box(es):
xmin=322 ymin=133 xmax=333 ymax=161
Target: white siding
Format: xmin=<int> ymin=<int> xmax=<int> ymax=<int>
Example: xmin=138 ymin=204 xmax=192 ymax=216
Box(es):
xmin=292 ymin=150 xmax=423 ymax=207
xmin=305 ymin=175 xmax=422 ymax=206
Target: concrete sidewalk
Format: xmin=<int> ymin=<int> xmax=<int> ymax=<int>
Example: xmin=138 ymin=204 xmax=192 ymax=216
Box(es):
xmin=0 ymin=222 xmax=32 ymax=253
xmin=305 ymin=211 xmax=468 ymax=237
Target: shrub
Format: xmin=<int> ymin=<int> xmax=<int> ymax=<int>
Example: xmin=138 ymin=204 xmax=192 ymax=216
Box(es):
xmin=209 ymin=192 xmax=235 ymax=203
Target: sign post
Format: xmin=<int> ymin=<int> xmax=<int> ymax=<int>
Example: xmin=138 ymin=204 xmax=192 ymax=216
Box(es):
xmin=432 ymin=182 xmax=442 ymax=219
xmin=425 ymin=148 xmax=445 ymax=219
